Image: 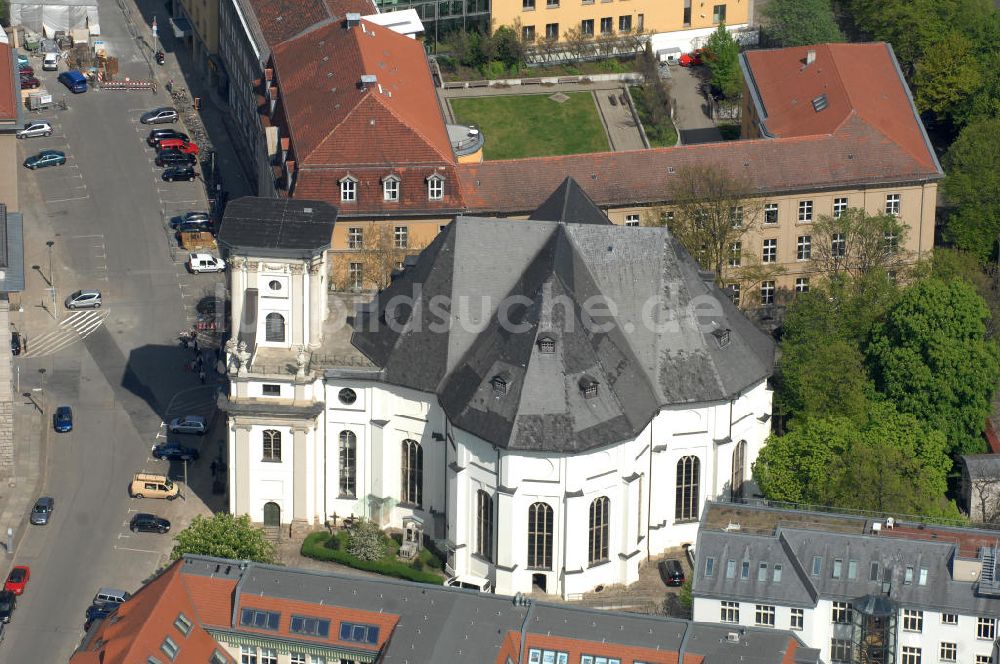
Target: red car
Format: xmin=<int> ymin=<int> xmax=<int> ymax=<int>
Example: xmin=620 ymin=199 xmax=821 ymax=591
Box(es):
xmin=157 ymin=139 xmax=199 ymax=155
xmin=679 ymin=49 xmax=704 ymax=67
xmin=20 ymin=76 xmax=41 ymax=90
xmin=4 ymin=566 xmax=29 ymax=595
xmin=18 ymin=65 xmax=34 ymax=76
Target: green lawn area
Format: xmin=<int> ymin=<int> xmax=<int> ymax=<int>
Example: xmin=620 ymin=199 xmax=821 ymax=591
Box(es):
xmin=451 ymin=93 xmax=610 ymax=160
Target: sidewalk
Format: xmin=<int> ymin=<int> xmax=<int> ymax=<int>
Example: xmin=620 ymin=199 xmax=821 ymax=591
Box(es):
xmin=0 ymin=394 xmax=46 ymax=573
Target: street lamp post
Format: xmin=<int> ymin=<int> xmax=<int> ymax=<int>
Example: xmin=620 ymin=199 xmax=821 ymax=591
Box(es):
xmin=45 ymin=241 xmax=57 ymax=321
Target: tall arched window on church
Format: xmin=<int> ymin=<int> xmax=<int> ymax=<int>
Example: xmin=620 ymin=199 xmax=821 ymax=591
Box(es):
xmin=339 ymin=431 xmax=357 ymax=498
xmin=675 ymin=456 xmax=700 ymax=521
xmin=265 ymin=313 xmax=285 ymax=342
xmin=527 ymin=502 xmax=553 ymax=569
xmin=476 ymin=490 xmax=493 ymax=561
xmin=400 ymin=439 xmax=423 ymax=507
xmin=588 ymin=496 xmax=610 ymax=565
xmin=731 ymin=440 xmax=747 ymax=501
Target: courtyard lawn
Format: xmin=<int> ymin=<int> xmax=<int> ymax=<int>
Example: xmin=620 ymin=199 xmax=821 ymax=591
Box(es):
xmin=451 ymin=92 xmax=610 ymax=160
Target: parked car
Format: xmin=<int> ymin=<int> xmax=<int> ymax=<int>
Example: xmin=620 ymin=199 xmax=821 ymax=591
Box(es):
xmin=0 ymin=591 xmax=15 ymax=623
xmin=4 ymin=567 xmax=30 ymax=596
xmin=152 ymin=442 xmax=200 ymax=461
xmin=29 ymin=497 xmax=54 ymax=525
xmin=57 ymin=70 xmax=88 ymax=93
xmin=162 ymin=166 xmax=198 ymax=182
xmin=19 ymin=76 xmax=40 ymax=90
xmin=140 ymin=107 xmax=178 ymax=124
xmin=658 ymin=558 xmax=685 ymax=586
xmin=65 ymin=289 xmax=102 ymax=309
xmin=84 ymin=603 xmax=117 ymax=630
xmin=10 ymin=331 xmax=20 ymax=357
xmin=155 ymin=149 xmax=196 ymax=168
xmin=156 ymin=138 xmax=199 ymax=155
xmin=17 ymin=64 xmax=33 ymax=75
xmin=169 ymin=212 xmax=211 ymax=230
xmin=129 ymin=513 xmax=171 ymax=534
xmin=23 ymin=149 xmax=66 ymax=169
xmin=16 ymin=121 xmax=53 ymax=139
xmin=53 ymin=406 xmax=73 ymax=432
xmin=147 ymin=129 xmax=188 ymax=147
xmin=188 ymin=253 xmax=226 ymax=274
xmin=16 ymin=53 xmax=30 ymax=69
xmin=42 ymin=52 xmax=60 ymax=71
xmin=129 ymin=473 xmax=178 ymax=500
xmin=93 ymin=588 xmax=130 ymax=606
xmin=679 ymin=49 xmax=704 ymax=67
xmin=168 ymin=415 xmax=208 ymax=435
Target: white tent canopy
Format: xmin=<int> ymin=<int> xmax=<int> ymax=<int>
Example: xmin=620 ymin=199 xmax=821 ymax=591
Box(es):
xmin=10 ymin=0 xmax=100 ymax=39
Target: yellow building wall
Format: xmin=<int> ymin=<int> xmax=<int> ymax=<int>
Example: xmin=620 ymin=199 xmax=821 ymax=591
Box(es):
xmin=180 ymin=0 xmax=220 ymax=54
xmin=495 ymin=0 xmax=747 ymax=44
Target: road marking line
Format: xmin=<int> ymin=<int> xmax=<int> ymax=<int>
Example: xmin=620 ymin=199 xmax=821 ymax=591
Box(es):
xmin=113 ymin=546 xmax=160 ymax=554
xmin=45 ymin=195 xmax=90 ymax=203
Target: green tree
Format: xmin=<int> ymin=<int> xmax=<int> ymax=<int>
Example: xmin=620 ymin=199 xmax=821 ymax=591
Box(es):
xmin=170 ymin=513 xmax=276 ymax=563
xmin=703 ymin=25 xmax=742 ymax=99
xmin=753 ymin=417 xmax=850 ymax=504
xmin=867 ymin=278 xmax=1000 ymax=456
xmin=761 ymin=0 xmax=843 ymax=47
xmin=942 ymin=117 xmax=1000 ymax=261
xmin=777 ymin=337 xmax=871 ymax=424
xmin=913 ymin=30 xmax=981 ymax=122
xmin=346 ymin=518 xmax=388 ymax=562
xmin=493 ymin=25 xmax=527 ymax=69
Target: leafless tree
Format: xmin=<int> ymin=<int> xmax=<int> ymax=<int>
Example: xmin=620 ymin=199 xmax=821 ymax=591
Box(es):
xmin=562 ymin=26 xmax=595 ymax=60
xmin=809 ymin=208 xmax=911 ymax=281
xmin=334 ymin=223 xmax=425 ymax=291
xmin=971 ymin=475 xmax=1000 ymax=524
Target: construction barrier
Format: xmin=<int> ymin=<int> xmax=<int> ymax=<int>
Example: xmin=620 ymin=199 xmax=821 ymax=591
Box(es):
xmin=100 ymin=79 xmax=155 ymax=91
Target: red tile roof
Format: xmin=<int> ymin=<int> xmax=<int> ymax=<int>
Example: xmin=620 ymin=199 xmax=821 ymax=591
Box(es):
xmin=248 ymin=0 xmax=375 ymax=47
xmin=0 ymin=45 xmax=17 ymax=122
xmin=271 ymin=18 xmax=462 ymax=213
xmin=743 ymin=43 xmax=939 ymax=172
xmin=524 ymin=634 xmax=686 ymax=664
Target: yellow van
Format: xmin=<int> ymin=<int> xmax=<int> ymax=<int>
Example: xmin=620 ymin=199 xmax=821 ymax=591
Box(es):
xmin=130 ymin=473 xmax=179 ymax=500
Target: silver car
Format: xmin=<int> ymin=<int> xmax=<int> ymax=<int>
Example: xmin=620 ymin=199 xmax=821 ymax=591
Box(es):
xmin=30 ymin=497 xmax=54 ymax=525
xmin=168 ymin=415 xmax=207 ymax=435
xmin=140 ymin=107 xmax=178 ymax=124
xmin=16 ymin=121 xmax=53 ymax=139
xmin=65 ymin=289 xmax=102 ymax=309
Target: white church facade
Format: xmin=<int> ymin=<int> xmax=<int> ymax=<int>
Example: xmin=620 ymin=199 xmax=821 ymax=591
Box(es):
xmin=217 ymin=182 xmax=776 ymax=598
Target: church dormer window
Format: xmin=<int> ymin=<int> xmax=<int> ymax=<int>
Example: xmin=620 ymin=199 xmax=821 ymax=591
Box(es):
xmin=491 ymin=375 xmax=508 ymax=397
xmin=538 ymin=336 xmax=555 ymax=353
xmin=712 ymin=328 xmax=731 ymax=348
xmin=580 ymin=376 xmax=599 ymax=399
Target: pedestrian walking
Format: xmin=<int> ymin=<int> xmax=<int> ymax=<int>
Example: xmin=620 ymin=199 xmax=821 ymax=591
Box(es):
xmin=199 ymin=368 xmax=207 ymax=384
xmin=195 ymin=354 xmax=204 ymax=370
xmin=193 ymin=338 xmax=200 ymax=354
xmin=210 ymin=460 xmax=218 ymax=476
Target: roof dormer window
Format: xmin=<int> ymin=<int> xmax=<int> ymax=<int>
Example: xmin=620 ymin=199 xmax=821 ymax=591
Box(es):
xmin=340 ymin=175 xmax=357 ymax=202
xmin=580 ymin=376 xmax=599 ymax=399
xmin=712 ymin=328 xmax=731 ymax=348
xmin=538 ymin=336 xmax=555 ymax=353
xmin=427 ymin=174 xmax=445 ymax=201
xmin=383 ymin=175 xmax=400 ymax=202
xmin=491 ymin=374 xmax=509 ymax=397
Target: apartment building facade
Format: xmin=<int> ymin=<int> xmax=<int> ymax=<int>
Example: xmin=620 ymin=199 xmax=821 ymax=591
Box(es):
xmin=692 ymin=503 xmax=1000 ymax=664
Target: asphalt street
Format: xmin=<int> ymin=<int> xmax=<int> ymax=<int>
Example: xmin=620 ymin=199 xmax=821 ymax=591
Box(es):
xmin=4 ymin=0 xmax=228 ymax=655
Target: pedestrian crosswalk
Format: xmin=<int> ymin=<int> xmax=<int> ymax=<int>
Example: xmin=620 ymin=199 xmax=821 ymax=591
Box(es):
xmin=22 ymin=309 xmax=109 ymax=358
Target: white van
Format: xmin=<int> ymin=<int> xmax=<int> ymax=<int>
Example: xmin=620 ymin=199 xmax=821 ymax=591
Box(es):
xmin=93 ymin=587 xmax=131 ymax=606
xmin=42 ymin=53 xmax=59 ymax=71
xmin=445 ymin=575 xmax=493 ymax=593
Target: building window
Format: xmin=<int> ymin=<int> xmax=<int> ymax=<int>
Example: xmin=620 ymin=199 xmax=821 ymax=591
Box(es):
xmin=581 ymin=18 xmax=594 ymax=34
xmin=773 ymin=564 xmax=782 ymax=582
xmin=523 ymin=0 xmax=534 ymax=9
xmin=790 ymin=608 xmax=803 ymax=631
xmin=831 ymin=233 xmax=846 ymax=258
xmin=755 ymin=605 xmax=775 ymax=627
xmin=796 ymin=235 xmax=811 ymax=260
xmin=588 ymin=496 xmax=610 ymax=565
xmin=832 ymin=559 xmax=842 ymax=579
xmin=545 ymin=22 xmax=559 ymax=39
xmin=394 ymin=226 xmax=408 ymax=249
xmin=400 ymin=439 xmax=423 ymax=506
xmin=683 ymin=1 xmax=691 ymax=25
xmin=348 ymin=263 xmax=363 ymax=290
xmin=832 ymin=602 xmax=852 ymax=624
xmin=870 ymin=561 xmax=880 ymax=581
xmin=731 ymin=440 xmax=746 ymax=500
xmin=918 ymin=567 xmax=927 ymax=585
xmin=262 ymin=430 xmax=281 ymax=462
xmin=339 ymin=431 xmax=356 ymax=498
xmin=833 ymin=197 xmax=848 ymax=217
xmin=600 ymin=16 xmax=612 ymax=34
xmin=941 ymin=613 xmax=958 ymax=625
xmin=546 ymin=0 xmax=558 ymax=7
xmin=795 ymin=277 xmax=809 ymax=293
xmin=522 ymin=25 xmax=535 ymax=40
xmin=265 ymin=313 xmax=285 ymax=342
xmin=883 ymin=231 xmax=899 ymax=253
xmin=241 ymin=646 xmax=258 ymax=664
xmin=348 ymin=227 xmax=363 ymax=249
xmin=211 ymin=650 xmax=229 ymax=664
xmin=476 ymin=490 xmax=493 ymax=561
xmin=290 ymin=655 xmax=307 ymax=664
xmin=161 ymin=636 xmax=179 ymax=661
xmin=728 ymin=242 xmax=742 ymax=267
xmin=976 ymin=657 xmax=991 ymax=664
xmin=174 ymin=613 xmax=193 ymax=636
xmin=726 ymin=559 xmax=736 ymax=578
xmin=618 ymin=15 xmax=631 ymax=31
xmin=764 ymin=203 xmax=778 ymax=224
xmin=290 ymin=616 xmax=331 ymax=638
xmin=427 ymin=176 xmax=444 ymax=200
xmin=721 ymin=601 xmax=739 ymax=623
xmin=977 ymin=617 xmax=995 ymax=639
xmin=260 ymin=650 xmax=277 ymax=664
xmin=900 ymin=646 xmax=921 ymax=664
xmin=383 ymin=176 xmax=400 ymax=202
xmin=528 ymin=502 xmax=554 ymax=569
xmin=675 ymin=456 xmax=700 ymax=521
xmin=830 ymin=639 xmax=852 ymax=664
xmin=762 ymin=238 xmax=777 ymax=263
xmin=729 ymin=205 xmax=743 ymax=229
xmin=798 ymin=200 xmax=813 ymax=222
xmin=905 ymin=566 xmax=914 ymax=584
xmin=848 ymin=560 xmax=857 ymax=579
xmin=637 ymin=13 xmax=644 ymax=29
xmin=939 ymin=642 xmax=957 ymax=662
xmin=903 ymin=609 xmax=923 ymax=632
xmin=812 ymin=556 xmax=822 ymax=576
xmin=885 ymin=193 xmax=901 ymax=216
xmin=757 ymin=562 xmax=767 ymax=582
xmin=340 ymin=178 xmax=357 ymax=202
xmin=727 ymin=283 xmax=740 ymax=306
xmin=705 ymin=557 xmax=715 ymax=577
xmin=625 ymin=213 xmax=640 ymax=227
xmin=712 ymin=3 xmax=726 ymax=23
xmin=741 ymin=560 xmax=750 ymax=580
xmin=760 ymin=281 xmax=775 ymax=306
xmin=262 ymin=384 xmax=280 ymax=396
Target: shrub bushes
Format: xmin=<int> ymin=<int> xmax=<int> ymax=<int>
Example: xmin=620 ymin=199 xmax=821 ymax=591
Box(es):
xmin=302 ymin=532 xmax=445 ymax=585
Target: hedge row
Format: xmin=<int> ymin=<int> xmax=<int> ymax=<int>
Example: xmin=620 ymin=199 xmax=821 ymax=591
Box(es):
xmin=301 ymin=532 xmax=444 ymax=585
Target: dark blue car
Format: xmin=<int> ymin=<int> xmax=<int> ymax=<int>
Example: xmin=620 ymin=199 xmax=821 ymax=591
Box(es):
xmin=84 ymin=603 xmax=116 ymax=630
xmin=53 ymin=406 xmax=73 ymax=433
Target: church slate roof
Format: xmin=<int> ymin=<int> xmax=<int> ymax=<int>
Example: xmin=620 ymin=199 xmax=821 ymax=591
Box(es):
xmin=528 ymin=176 xmax=613 ymax=225
xmin=351 ymin=200 xmax=774 ymax=452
